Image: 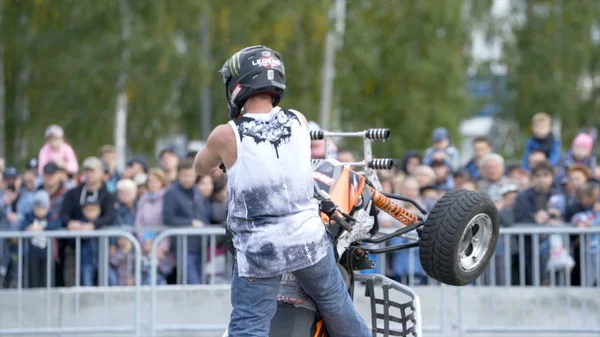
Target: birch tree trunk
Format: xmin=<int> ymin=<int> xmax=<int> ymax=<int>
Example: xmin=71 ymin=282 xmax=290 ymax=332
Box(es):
xmin=115 ymin=0 xmax=131 ymax=171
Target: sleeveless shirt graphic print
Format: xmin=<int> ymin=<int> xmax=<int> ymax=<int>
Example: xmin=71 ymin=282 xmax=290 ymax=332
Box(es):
xmin=226 ymin=107 xmax=329 ymax=278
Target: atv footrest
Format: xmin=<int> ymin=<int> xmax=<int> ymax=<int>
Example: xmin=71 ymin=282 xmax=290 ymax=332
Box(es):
xmin=354 ymin=274 xmax=422 ymax=337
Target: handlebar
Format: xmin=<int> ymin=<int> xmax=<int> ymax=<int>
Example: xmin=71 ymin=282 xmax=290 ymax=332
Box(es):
xmin=332 ymin=213 xmax=353 ymax=232
xmin=311 ymin=158 xmax=394 ymax=170
xmin=309 ymin=128 xmax=390 ymax=141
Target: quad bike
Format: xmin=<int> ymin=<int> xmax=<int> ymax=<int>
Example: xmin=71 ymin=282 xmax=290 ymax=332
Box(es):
xmin=223 ymin=128 xmax=499 ymax=337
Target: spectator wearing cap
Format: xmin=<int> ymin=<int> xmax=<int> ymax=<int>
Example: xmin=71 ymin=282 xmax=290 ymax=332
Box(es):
xmin=26 ymin=158 xmax=43 ymax=188
xmin=163 ymin=158 xmax=211 ymax=284
xmin=159 ymin=146 xmax=180 ymax=183
xmin=556 ymin=132 xmax=597 ymax=182
xmin=463 ymin=136 xmax=493 ymax=180
xmin=99 ymin=145 xmax=121 ymax=191
xmin=38 ymin=161 xmax=69 ymax=286
xmin=114 ymin=179 xmax=137 ymax=227
xmin=19 ymin=190 xmax=61 ymax=288
xmin=0 ymin=166 xmax=39 ymax=287
xmin=513 ymin=161 xmax=556 ymax=285
xmin=521 ymin=113 xmax=562 ymax=171
xmin=423 ymin=127 xmax=460 ymax=171
xmin=38 ymin=124 xmax=79 ymax=177
xmin=1 ymin=167 xmax=36 ymax=223
xmin=477 ymin=153 xmax=514 ymax=202
xmin=60 ymin=156 xmax=116 ymax=287
xmin=39 ymin=162 xmax=68 ymax=214
xmin=134 ymin=168 xmax=170 ymax=252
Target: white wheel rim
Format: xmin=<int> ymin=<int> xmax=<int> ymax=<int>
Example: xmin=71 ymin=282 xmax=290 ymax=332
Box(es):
xmin=458 ymin=213 xmax=493 ymax=272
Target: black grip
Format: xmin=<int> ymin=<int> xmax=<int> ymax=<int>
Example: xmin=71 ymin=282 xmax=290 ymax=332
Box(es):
xmin=368 ymin=159 xmax=394 ymax=170
xmin=365 ymin=128 xmax=390 ymax=140
xmin=332 ymin=214 xmax=352 ymax=232
xmin=310 ymin=130 xmax=324 ymax=140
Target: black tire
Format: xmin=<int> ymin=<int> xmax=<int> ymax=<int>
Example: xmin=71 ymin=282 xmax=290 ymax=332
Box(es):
xmin=419 ymin=189 xmax=499 ymax=286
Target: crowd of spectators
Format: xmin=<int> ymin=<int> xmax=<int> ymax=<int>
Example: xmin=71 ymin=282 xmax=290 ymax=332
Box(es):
xmin=1 ymin=113 xmax=599 ymax=289
xmin=0 ymin=124 xmax=228 ymax=288
xmin=350 ymin=113 xmax=599 ymax=287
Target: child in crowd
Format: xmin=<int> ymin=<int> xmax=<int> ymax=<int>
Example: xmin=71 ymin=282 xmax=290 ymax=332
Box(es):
xmin=521 ymin=112 xmax=561 ymax=171
xmin=38 ymin=124 xmax=79 ymax=177
xmin=72 ymin=195 xmax=102 ymax=286
xmin=141 ymin=232 xmax=174 ymax=285
xmin=423 ymin=127 xmax=460 ymax=171
xmin=19 ymin=191 xmax=61 ymax=288
xmin=109 ymin=235 xmax=136 ymax=286
xmin=556 ymin=133 xmax=596 ymax=181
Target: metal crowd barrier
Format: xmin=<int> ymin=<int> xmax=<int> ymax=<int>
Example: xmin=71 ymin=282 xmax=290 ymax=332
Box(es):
xmin=1 ymin=225 xmax=599 ymax=336
xmin=456 ymin=226 xmax=600 ymax=336
xmin=0 ymin=229 xmax=142 ymax=336
xmin=149 ymin=227 xmax=227 ymax=336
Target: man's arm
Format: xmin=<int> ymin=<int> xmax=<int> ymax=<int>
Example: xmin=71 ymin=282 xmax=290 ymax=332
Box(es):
xmin=59 ymin=190 xmax=75 ymax=226
xmin=194 ymin=124 xmax=232 ymax=175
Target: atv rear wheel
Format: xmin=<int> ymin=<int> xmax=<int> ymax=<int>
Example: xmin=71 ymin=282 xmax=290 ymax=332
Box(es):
xmin=419 ymin=189 xmax=499 ymax=286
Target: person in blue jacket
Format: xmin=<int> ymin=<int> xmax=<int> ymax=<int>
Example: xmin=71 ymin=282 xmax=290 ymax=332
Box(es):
xmin=521 ymin=112 xmax=561 ymax=171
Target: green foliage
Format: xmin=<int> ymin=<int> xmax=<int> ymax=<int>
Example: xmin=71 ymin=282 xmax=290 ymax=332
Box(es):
xmin=501 ymin=0 xmax=600 ymax=146
xmin=2 ymin=0 xmax=597 ymax=168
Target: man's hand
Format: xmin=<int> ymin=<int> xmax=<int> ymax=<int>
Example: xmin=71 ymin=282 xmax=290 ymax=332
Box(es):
xmin=81 ymin=223 xmax=95 ymax=231
xmin=534 ymin=210 xmax=549 ymax=224
xmin=6 ymin=212 xmax=18 ymax=223
xmin=26 ymin=224 xmax=43 ymax=232
xmin=67 ymin=220 xmax=82 ymax=231
xmin=192 ymin=219 xmax=205 ymax=228
xmin=577 ymin=221 xmax=592 ymax=228
xmin=2 ymin=191 xmax=17 ymax=205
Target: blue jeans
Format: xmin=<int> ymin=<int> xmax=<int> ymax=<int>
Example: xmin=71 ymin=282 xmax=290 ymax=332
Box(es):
xmin=81 ymin=263 xmax=96 ymax=287
xmin=186 ymin=253 xmax=202 ymax=284
xmin=228 ymin=245 xmax=370 ymax=337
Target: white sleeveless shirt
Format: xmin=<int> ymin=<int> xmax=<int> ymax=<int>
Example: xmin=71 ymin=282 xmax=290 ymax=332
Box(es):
xmin=226 ymin=107 xmax=329 ymax=278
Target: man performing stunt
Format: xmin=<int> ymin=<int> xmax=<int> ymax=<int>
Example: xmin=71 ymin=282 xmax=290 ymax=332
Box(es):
xmin=193 ymin=45 xmax=370 ymax=337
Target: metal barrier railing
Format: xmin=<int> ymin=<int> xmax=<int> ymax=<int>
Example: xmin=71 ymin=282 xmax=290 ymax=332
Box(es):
xmin=456 ymin=226 xmax=600 ymax=336
xmin=0 ymin=229 xmax=142 ymax=336
xmin=149 ymin=227 xmax=227 ymax=337
xmin=1 ymin=225 xmax=599 ymax=336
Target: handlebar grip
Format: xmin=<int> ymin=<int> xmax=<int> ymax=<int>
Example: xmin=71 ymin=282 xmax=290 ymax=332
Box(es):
xmin=310 ymin=130 xmax=324 ymax=140
xmin=365 ymin=128 xmax=390 ymax=141
xmin=368 ymin=159 xmax=394 ymax=170
xmin=332 ymin=214 xmax=352 ymax=232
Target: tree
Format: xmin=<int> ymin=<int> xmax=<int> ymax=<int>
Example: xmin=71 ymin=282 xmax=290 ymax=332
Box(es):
xmin=503 ymin=0 xmax=599 ymax=147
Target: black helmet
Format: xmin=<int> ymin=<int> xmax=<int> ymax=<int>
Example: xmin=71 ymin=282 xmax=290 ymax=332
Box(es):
xmin=219 ymin=45 xmax=286 ymax=119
